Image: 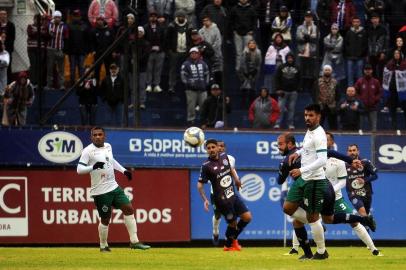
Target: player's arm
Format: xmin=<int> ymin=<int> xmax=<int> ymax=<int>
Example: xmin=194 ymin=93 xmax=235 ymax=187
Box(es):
xmin=230 ymin=168 xmax=241 ymax=190
xmin=197 ymin=166 xmax=210 ymax=211
xmin=363 ymin=160 xmax=378 ymax=182
xmin=277 ymin=161 xmax=289 ymax=185
xmin=76 ymin=149 xmax=96 ymax=174
xmin=327 ymin=149 xmax=353 ymax=164
xmin=112 ymin=158 xmax=132 ymax=181
xmin=333 ymin=161 xmax=348 ymax=192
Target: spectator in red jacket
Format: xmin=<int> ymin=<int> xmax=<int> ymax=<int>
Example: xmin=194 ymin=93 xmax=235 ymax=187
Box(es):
xmin=354 ymin=63 xmax=382 ymax=131
xmin=88 ymin=0 xmax=118 ymax=28
xmin=248 ymin=87 xmax=280 ymax=128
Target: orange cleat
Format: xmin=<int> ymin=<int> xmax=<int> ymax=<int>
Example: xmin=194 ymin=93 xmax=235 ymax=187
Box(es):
xmin=232 ymin=240 xmax=242 ymax=251
xmin=223 ymin=246 xmax=239 ymax=251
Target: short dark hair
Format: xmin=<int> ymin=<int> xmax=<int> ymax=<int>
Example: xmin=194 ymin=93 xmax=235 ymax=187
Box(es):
xmin=347 ymin=144 xmax=359 ymax=150
xmin=326 ymin=131 xmax=334 ymax=141
xmin=91 ymin=126 xmax=105 ymax=134
xmin=304 ymin=103 xmax=321 ymax=114
xmin=205 ymin=138 xmax=218 ymax=147
xmin=280 ymin=132 xmax=296 ymax=145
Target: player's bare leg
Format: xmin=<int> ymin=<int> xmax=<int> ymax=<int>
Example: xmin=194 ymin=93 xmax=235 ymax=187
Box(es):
xmin=283 ymin=201 xmax=299 ymax=216
xmin=121 ymin=203 xmax=150 ymax=250
xmin=99 ymin=216 xmax=111 ymax=252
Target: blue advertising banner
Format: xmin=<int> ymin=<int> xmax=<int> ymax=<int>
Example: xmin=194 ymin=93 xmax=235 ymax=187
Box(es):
xmin=0 ymin=128 xmax=371 ymax=169
xmin=375 ymin=135 xmax=406 ymax=171
xmin=0 ymin=129 xmax=90 ymax=166
xmin=106 ymin=129 xmax=371 ymax=169
xmin=190 ymin=170 xmax=406 ymax=240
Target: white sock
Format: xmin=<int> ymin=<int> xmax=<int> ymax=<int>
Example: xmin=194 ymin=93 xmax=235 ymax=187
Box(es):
xmin=292 ymin=230 xmax=300 ymax=250
xmin=291 ymin=207 xmax=308 ymax=224
xmin=353 ymin=223 xmax=377 ymax=251
xmin=212 ymin=215 xmax=221 ymax=235
xmin=309 ymin=219 xmax=326 ymax=254
xmin=98 ymin=223 xmax=109 ymax=248
xmin=124 ymin=214 xmax=139 ymax=244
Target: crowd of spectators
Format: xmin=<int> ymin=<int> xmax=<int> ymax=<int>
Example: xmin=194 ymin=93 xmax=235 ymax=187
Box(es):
xmin=0 ymin=0 xmax=406 ymax=131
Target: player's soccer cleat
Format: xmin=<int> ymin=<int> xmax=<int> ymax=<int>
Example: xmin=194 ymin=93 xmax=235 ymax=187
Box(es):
xmin=223 ymin=246 xmax=239 ymax=251
xmin=232 ymin=240 xmax=242 ymax=251
xmin=312 ymin=250 xmax=329 ymax=260
xmin=284 ymin=248 xmax=299 ymax=255
xmin=298 ymin=254 xmax=313 ymax=260
xmin=372 ymin=249 xmax=384 ymax=256
xmin=363 ymin=215 xmax=377 ymax=232
xmin=130 ymin=242 xmax=151 ymax=250
xmin=212 ymin=234 xmax=220 ymax=246
xmin=100 ymin=246 xmax=111 ymax=252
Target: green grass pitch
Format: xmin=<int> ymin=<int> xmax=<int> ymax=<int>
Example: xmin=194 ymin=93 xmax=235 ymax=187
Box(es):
xmin=1 ymin=247 xmax=405 ymax=270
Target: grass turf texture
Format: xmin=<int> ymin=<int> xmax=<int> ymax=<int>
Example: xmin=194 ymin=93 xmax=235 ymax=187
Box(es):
xmin=0 ymin=247 xmax=405 ymax=270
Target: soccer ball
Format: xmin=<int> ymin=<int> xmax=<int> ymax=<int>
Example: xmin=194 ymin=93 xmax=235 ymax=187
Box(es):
xmin=184 ymin=127 xmax=205 ymax=147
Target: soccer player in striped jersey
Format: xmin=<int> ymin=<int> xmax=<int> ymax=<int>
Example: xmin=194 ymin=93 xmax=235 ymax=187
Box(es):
xmin=77 ymin=127 xmax=150 ymax=252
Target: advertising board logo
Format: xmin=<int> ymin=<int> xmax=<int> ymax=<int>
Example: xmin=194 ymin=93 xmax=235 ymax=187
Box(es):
xmin=38 ymin=131 xmax=83 ymax=163
xmin=378 ymin=144 xmax=406 ymax=165
xmin=129 ymin=138 xmax=142 ymax=152
xmin=239 ymin=174 xmax=265 ymax=201
xmin=0 ymin=177 xmax=28 ymax=236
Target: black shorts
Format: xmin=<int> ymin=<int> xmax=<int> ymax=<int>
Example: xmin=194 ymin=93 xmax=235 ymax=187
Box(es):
xmin=349 ymin=195 xmax=372 ymax=214
xmin=320 ymin=183 xmax=336 ymax=217
xmin=216 ymin=196 xmax=249 ymax=224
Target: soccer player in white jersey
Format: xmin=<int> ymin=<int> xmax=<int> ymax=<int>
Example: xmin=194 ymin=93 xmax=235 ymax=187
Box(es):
xmin=325 ymin=132 xmax=382 ymax=256
xmin=77 ymin=127 xmax=150 ymax=252
xmin=210 ymin=140 xmax=241 ymax=246
xmin=283 ymin=104 xmax=329 ymax=260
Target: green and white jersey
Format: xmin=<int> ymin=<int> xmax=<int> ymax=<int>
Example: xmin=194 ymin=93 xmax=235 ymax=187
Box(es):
xmin=300 ymin=125 xmax=327 ymax=181
xmin=325 ymin=157 xmax=347 ymax=200
xmin=78 ymin=143 xmax=119 ymax=196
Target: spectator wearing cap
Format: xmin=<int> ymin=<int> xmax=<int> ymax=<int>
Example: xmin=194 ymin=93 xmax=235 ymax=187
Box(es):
xmin=165 ymin=11 xmax=193 ymax=93
xmin=147 ymin=0 xmax=174 ymax=21
xmin=330 ymin=0 xmax=356 ymax=33
xmin=354 ymin=63 xmax=382 ymax=131
xmin=0 ymin=10 xmax=15 ymax=83
xmin=316 ymin=65 xmax=338 ymax=130
xmin=271 ymin=6 xmax=292 ymax=45
xmin=264 ymin=33 xmax=291 ymax=93
xmin=338 ymin=86 xmax=364 ymax=130
xmin=322 ymin=23 xmax=345 ymax=82
xmin=344 ymin=16 xmax=367 ymax=87
xmin=89 ymin=14 xmax=115 ymax=83
xmin=180 ymin=47 xmax=210 ymax=125
xmin=46 ymin=10 xmax=69 ymax=90
xmin=296 ymin=10 xmax=319 ymax=94
xmin=273 ymin=52 xmax=300 ymax=129
xmin=239 ymin=40 xmax=262 ymax=108
xmin=100 ymin=63 xmax=124 ymax=126
xmin=67 ymin=10 xmax=89 ymax=85
xmin=200 ymin=0 xmax=230 ymax=38
xmin=144 ymin=10 xmax=166 ymax=93
xmin=367 ymin=13 xmax=387 ymax=82
xmin=175 ymin=0 xmax=197 ymax=28
xmin=88 ymin=0 xmax=118 ymax=28
xmin=2 ymin=72 xmax=34 ymax=126
xmin=230 ymin=0 xmax=257 ymax=71
xmin=248 ymin=87 xmax=280 ymax=129
xmin=256 ymin=0 xmax=283 ymax=54
xmin=200 ymin=84 xmax=231 ymax=128
xmin=189 ymin=29 xmax=221 ymax=85
xmin=26 ymin=14 xmax=48 ymax=87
